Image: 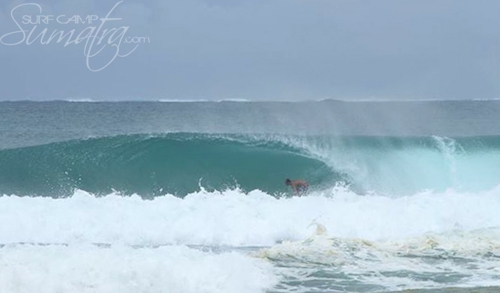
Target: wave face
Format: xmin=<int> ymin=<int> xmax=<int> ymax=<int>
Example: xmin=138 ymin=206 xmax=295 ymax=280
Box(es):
xmin=0 ymin=134 xmax=335 ymax=197
xmin=2 ymin=133 xmax=500 ymax=197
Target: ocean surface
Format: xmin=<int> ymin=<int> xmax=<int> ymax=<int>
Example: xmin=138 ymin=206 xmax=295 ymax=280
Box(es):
xmin=1 ymin=100 xmax=500 ymax=293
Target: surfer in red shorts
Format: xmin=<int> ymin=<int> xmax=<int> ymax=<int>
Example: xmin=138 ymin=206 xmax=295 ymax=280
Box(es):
xmin=285 ymin=179 xmax=309 ymax=195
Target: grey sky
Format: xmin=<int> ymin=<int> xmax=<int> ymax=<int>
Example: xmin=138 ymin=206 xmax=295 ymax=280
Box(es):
xmin=0 ymin=0 xmax=499 ymax=101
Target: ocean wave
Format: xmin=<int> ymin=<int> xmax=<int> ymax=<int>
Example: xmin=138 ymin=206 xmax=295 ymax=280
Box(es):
xmin=0 ymin=133 xmax=337 ymax=197
xmin=2 ymin=133 xmax=500 ymax=197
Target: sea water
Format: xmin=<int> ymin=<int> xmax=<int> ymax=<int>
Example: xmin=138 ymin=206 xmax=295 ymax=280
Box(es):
xmin=0 ymin=100 xmax=499 ymax=293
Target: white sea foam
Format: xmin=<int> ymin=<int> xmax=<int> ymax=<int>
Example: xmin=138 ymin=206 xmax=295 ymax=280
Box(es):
xmin=158 ymin=99 xmax=210 ymax=102
xmin=2 ymin=188 xmax=500 ymax=292
xmin=0 ymin=244 xmax=277 ymax=293
xmin=65 ymin=98 xmax=97 ymax=102
xmin=1 ymin=186 xmax=500 ymax=246
xmin=259 ymin=225 xmax=500 ymax=291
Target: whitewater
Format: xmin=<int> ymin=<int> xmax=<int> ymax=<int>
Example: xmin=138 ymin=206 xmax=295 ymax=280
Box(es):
xmin=2 ymin=188 xmax=500 ymax=292
xmin=1 ymin=100 xmax=500 ymax=293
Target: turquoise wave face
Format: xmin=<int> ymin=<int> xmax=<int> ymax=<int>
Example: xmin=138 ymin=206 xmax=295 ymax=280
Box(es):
xmin=0 ymin=134 xmax=338 ymax=197
xmin=2 ymin=133 xmax=500 ymax=197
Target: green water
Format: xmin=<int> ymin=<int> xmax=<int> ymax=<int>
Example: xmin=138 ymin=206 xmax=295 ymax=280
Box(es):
xmin=0 ymin=133 xmax=337 ymax=197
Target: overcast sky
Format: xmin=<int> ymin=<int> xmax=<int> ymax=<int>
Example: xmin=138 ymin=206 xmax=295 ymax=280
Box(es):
xmin=0 ymin=0 xmax=499 ymax=101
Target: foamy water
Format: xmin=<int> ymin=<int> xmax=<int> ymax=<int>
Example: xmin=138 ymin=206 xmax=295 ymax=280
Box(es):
xmin=2 ymin=187 xmax=500 ymax=292
xmin=0 ymin=244 xmax=277 ymax=293
xmin=2 ymin=187 xmax=500 ymax=245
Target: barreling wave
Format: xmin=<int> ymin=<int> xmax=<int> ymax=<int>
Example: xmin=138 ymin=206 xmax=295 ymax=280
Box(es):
xmin=2 ymin=133 xmax=500 ymax=197
xmin=0 ymin=133 xmax=337 ymax=197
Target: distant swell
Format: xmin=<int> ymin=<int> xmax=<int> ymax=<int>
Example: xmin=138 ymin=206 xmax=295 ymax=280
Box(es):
xmin=2 ymin=133 xmax=500 ymax=197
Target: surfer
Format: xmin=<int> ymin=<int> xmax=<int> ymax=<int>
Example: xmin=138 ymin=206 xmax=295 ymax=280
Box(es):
xmin=285 ymin=179 xmax=309 ymax=195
